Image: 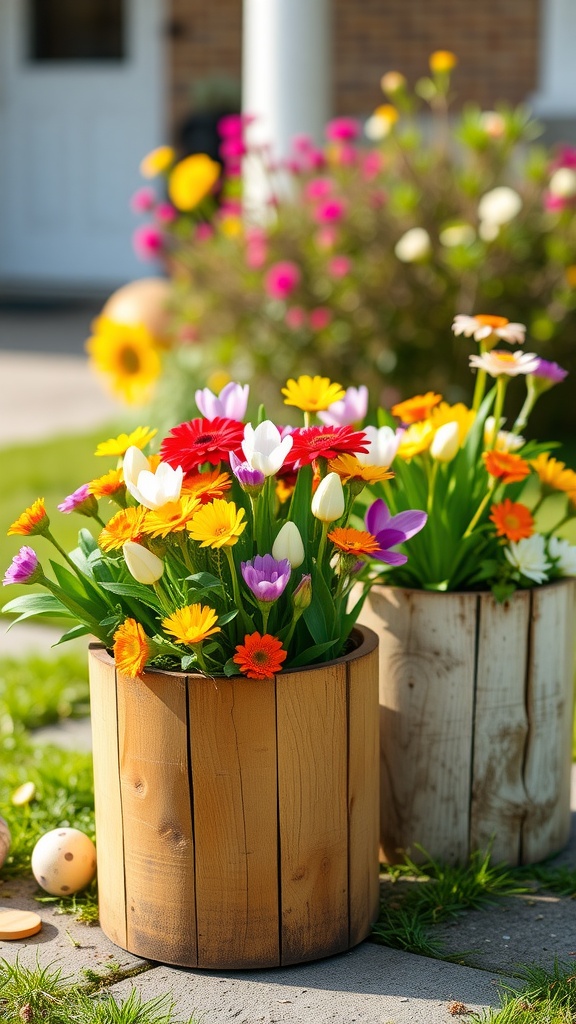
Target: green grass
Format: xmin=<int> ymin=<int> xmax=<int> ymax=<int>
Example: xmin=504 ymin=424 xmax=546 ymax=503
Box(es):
xmin=475 ymin=961 xmax=576 ymax=1023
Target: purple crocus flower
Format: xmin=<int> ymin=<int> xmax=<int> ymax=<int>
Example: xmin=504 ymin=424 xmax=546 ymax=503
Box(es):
xmin=57 ymin=484 xmax=97 ymax=516
xmin=229 ymin=451 xmax=266 ymax=491
xmin=241 ymin=554 xmax=292 ymax=603
xmin=365 ymin=499 xmax=427 ymax=566
xmin=195 ymin=382 xmax=249 ymax=421
xmin=531 ymin=358 xmax=568 ymax=384
xmin=3 ymin=546 xmax=40 ymax=586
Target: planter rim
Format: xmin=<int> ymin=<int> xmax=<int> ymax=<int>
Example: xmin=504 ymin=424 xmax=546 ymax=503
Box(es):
xmin=370 ymin=578 xmax=575 ymax=599
xmin=89 ymin=622 xmax=379 ymax=681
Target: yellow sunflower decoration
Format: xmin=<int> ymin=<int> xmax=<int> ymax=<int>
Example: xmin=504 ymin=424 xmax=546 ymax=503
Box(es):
xmin=86 ymin=317 xmax=161 ymax=405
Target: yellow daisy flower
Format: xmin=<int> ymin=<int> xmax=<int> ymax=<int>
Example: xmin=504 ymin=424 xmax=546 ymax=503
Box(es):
xmin=187 ymin=499 xmax=247 ymax=549
xmin=98 ymin=507 xmax=148 ymax=552
xmin=281 ymin=375 xmax=345 ymax=413
xmin=397 ymin=421 xmax=435 ymax=460
xmin=86 ymin=318 xmax=161 ymax=405
xmin=429 ymin=50 xmax=457 ymax=73
xmin=162 ymin=604 xmax=221 ymax=646
xmin=429 ymin=402 xmax=475 ymax=445
xmin=168 ymin=154 xmax=221 ymax=212
xmin=530 ymin=453 xmax=576 ymax=494
xmin=113 ymin=618 xmax=150 ymax=678
xmin=89 ymin=468 xmax=125 ymax=498
xmin=181 ymin=469 xmax=231 ymax=503
xmin=328 ymin=453 xmax=395 ymax=484
xmin=140 ymin=145 xmax=175 ymax=178
xmin=141 ymin=496 xmax=200 ymax=538
xmin=95 ymin=426 xmax=157 ymax=457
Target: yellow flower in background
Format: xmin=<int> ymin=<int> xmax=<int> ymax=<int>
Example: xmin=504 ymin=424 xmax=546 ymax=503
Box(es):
xmin=113 ymin=618 xmax=150 ymax=677
xmin=168 ymin=154 xmax=221 ymax=212
xmin=140 ymin=145 xmax=175 ymax=178
xmin=429 ymin=50 xmax=457 ymax=73
xmin=95 ymin=426 xmax=157 ymax=457
xmin=282 ymin=375 xmax=345 ymax=413
xmin=162 ymin=604 xmax=221 ymax=645
xmin=373 ymin=104 xmax=399 ymax=126
xmin=397 ymin=421 xmax=435 ymax=459
xmin=86 ymin=318 xmax=161 ymax=405
xmin=328 ymin=453 xmax=394 ymax=484
xmin=565 ymin=265 xmax=576 ymax=288
xmin=89 ymin=468 xmax=125 ymax=499
xmin=429 ymin=402 xmax=475 ymax=445
xmin=98 ymin=507 xmax=148 ymax=552
xmin=220 ymin=215 xmax=243 ymax=238
xmin=142 ymin=496 xmax=201 ymax=538
xmin=530 ymin=453 xmax=576 ymax=493
xmin=187 ymin=499 xmax=247 ymax=548
xmin=207 ymin=370 xmax=230 ymax=394
xmin=392 ymin=392 xmax=442 ymax=424
xmin=380 ymin=71 xmax=407 ymax=96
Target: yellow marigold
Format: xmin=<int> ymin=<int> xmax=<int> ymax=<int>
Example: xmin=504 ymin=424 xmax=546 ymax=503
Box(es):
xmin=429 ymin=402 xmax=475 ymax=445
xmin=89 ymin=468 xmax=125 ymax=499
xmin=392 ymin=392 xmax=443 ymax=424
xmin=8 ymin=498 xmax=49 ymax=537
xmin=397 ymin=421 xmax=435 ymax=459
xmin=140 ymin=145 xmax=175 ymax=178
xmin=281 ymin=375 xmax=345 ymax=413
xmin=429 ymin=50 xmax=457 ymax=73
xmin=530 ymin=453 xmax=576 ymax=493
xmin=99 ymin=507 xmax=148 ymax=552
xmin=162 ymin=603 xmax=220 ymax=646
xmin=86 ymin=318 xmax=161 ymax=405
xmin=328 ymin=527 xmax=381 ymax=557
xmin=328 ymin=453 xmax=395 ymax=484
xmin=168 ymin=154 xmax=220 ymax=212
xmin=141 ymin=496 xmax=200 ymax=538
xmin=95 ymin=426 xmax=157 ymax=457
xmin=113 ymin=618 xmax=150 ymax=678
xmin=181 ymin=469 xmax=232 ymax=503
xmin=187 ymin=499 xmax=246 ymax=549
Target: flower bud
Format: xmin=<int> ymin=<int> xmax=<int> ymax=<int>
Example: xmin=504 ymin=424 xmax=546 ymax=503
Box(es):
xmin=292 ymin=574 xmax=312 ymax=611
xmin=430 ymin=422 xmax=460 ymax=463
xmin=123 ymin=541 xmax=164 ymax=584
xmin=272 ymin=522 xmax=305 ymax=568
xmin=311 ymin=473 xmax=345 ymax=523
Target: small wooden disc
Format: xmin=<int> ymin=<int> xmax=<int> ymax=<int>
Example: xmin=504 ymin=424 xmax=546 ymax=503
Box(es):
xmin=0 ymin=909 xmax=42 ymax=939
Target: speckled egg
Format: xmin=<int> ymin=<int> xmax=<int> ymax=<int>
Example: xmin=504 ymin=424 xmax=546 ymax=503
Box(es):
xmin=0 ymin=816 xmax=11 ymax=868
xmin=31 ymin=828 xmax=97 ymax=896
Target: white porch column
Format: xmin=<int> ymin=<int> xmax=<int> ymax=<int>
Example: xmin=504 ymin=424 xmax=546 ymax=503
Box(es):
xmin=242 ymin=0 xmax=331 ymax=165
xmin=531 ymin=0 xmax=576 ymax=116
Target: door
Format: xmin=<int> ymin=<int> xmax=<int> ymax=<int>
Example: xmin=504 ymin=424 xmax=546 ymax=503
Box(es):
xmin=0 ymin=0 xmax=165 ymax=291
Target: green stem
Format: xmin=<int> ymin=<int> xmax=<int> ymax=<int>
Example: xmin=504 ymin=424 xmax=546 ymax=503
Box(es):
xmin=44 ymin=530 xmax=87 ymax=580
xmin=427 ymin=462 xmax=439 ymax=515
xmin=490 ymin=376 xmax=508 ymax=450
xmin=224 ymin=546 xmax=253 ymax=632
xmin=260 ymin=603 xmax=270 ymax=635
xmin=511 ymin=392 xmax=536 ymax=436
xmin=153 ymin=581 xmax=173 ymax=615
xmin=472 ymin=368 xmax=487 ymax=413
xmin=463 ymin=481 xmax=497 ymax=538
xmin=316 ymin=521 xmax=330 ymax=570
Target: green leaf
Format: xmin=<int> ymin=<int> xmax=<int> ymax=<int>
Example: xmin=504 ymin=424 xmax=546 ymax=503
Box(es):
xmin=99 ymin=581 xmax=162 ymax=611
xmin=2 ymin=593 xmax=73 ymax=622
xmin=224 ymin=657 xmax=242 ymax=676
xmin=78 ymin=528 xmax=98 ymax=557
xmin=288 ymin=639 xmax=340 ymax=667
xmin=186 ymin=572 xmax=224 ymax=591
xmin=52 ymin=624 xmax=93 ymax=646
xmin=302 ymin=563 xmax=335 ymax=644
xmin=217 ymin=608 xmax=238 ymax=626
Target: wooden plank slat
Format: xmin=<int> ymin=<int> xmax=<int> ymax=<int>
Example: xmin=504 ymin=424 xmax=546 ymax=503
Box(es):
xmin=277 ymin=662 xmax=348 ymax=965
xmin=347 ymin=630 xmax=380 ymax=946
xmin=88 ymin=646 xmax=126 ymax=948
xmin=470 ymin=590 xmax=531 ymax=862
xmin=362 ymin=587 xmax=477 ymax=864
xmin=522 ymin=580 xmax=576 ymax=863
xmin=189 ymin=676 xmax=279 ymax=969
xmin=117 ymin=668 xmax=196 ymax=966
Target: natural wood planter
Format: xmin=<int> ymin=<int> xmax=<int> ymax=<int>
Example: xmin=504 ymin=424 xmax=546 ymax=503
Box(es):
xmin=88 ymin=626 xmax=380 ymax=969
xmin=360 ymin=580 xmax=576 ymax=866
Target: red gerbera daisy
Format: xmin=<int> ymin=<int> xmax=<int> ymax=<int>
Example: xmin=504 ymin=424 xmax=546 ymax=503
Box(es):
xmin=233 ymin=632 xmax=288 ymax=680
xmin=160 ymin=417 xmax=245 ymax=474
xmin=287 ymin=425 xmax=368 ymax=468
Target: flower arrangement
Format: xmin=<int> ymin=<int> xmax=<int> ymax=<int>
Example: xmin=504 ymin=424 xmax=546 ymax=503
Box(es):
xmin=2 ymin=378 xmax=426 ymax=678
xmin=87 ymin=53 xmax=576 ymax=435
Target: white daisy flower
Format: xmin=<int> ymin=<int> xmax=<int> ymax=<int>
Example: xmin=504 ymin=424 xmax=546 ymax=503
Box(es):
xmin=548 ymin=536 xmax=576 ymax=576
xmin=484 ymin=417 xmax=525 ymax=452
xmin=452 ymin=314 xmax=526 ymax=345
xmin=469 ymin=350 xmax=540 ymax=378
xmin=478 ymin=186 xmax=522 ymax=225
xmin=504 ymin=534 xmax=551 ymax=584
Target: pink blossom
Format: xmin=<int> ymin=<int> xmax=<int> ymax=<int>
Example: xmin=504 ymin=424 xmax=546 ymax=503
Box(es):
xmin=315 ymin=227 xmax=338 ymax=250
xmin=362 ymin=151 xmax=383 ymax=180
xmin=318 ymin=385 xmax=368 ymax=426
xmin=156 ymin=202 xmax=177 ymax=223
xmin=545 ymin=193 xmax=569 ymax=212
xmin=246 ymin=242 xmax=267 ymax=269
xmin=225 ymin=162 xmax=242 ymax=178
xmin=195 ymin=223 xmax=215 ymax=242
xmin=265 ymin=261 xmax=301 ymax=300
xmin=179 ymin=324 xmax=200 ymax=343
xmin=220 ymin=138 xmax=246 ymax=160
xmin=309 ymin=307 xmax=332 ymax=331
xmin=327 ymin=255 xmax=351 ymax=279
xmin=293 ymin=134 xmax=314 ymax=153
xmin=130 ymin=186 xmax=156 ymax=214
xmin=325 ymin=117 xmax=361 ymax=142
xmin=335 ymin=143 xmax=358 ymax=167
xmin=3 ymin=546 xmax=41 ymax=586
xmin=218 ymin=114 xmax=244 ymax=138
xmin=313 ymin=198 xmax=346 ymax=224
xmin=285 ymin=306 xmax=306 ymax=330
xmin=221 ymin=198 xmax=242 ymax=216
xmin=551 ymin=145 xmax=576 ymax=170
xmin=133 ymin=224 xmax=163 ymax=261
xmin=304 ymin=177 xmax=334 ymax=202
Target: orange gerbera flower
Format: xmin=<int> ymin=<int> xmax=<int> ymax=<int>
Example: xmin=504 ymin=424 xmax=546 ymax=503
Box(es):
xmin=530 ymin=453 xmax=576 ymax=494
xmin=328 ymin=527 xmax=381 ymax=557
xmin=141 ymin=496 xmax=200 ymax=538
xmin=489 ymin=500 xmax=535 ymax=542
xmin=89 ymin=468 xmax=125 ymax=499
xmin=181 ymin=469 xmax=232 ymax=503
xmin=328 ymin=454 xmax=395 ymax=484
xmin=392 ymin=392 xmax=442 ymax=424
xmin=98 ymin=507 xmax=148 ymax=551
xmin=8 ymin=498 xmax=49 ymax=536
xmin=233 ymin=632 xmax=288 ymax=680
xmin=113 ymin=618 xmax=150 ymax=678
xmin=483 ymin=450 xmax=530 ymax=484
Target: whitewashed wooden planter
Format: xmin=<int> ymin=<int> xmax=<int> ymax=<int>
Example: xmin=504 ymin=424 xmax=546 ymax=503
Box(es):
xmin=360 ymin=579 xmax=576 ymax=866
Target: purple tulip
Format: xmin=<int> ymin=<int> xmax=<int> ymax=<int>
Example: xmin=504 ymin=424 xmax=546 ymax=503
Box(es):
xmin=229 ymin=451 xmax=266 ymax=491
xmin=365 ymin=499 xmax=427 ymax=566
xmin=241 ymin=554 xmax=292 ymax=603
xmin=195 ymin=382 xmax=249 ymax=421
xmin=3 ymin=546 xmax=41 ymax=586
xmin=531 ymin=358 xmax=568 ymax=385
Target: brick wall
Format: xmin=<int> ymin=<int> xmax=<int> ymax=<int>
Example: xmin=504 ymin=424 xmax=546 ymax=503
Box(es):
xmin=167 ymin=0 xmax=541 ymax=136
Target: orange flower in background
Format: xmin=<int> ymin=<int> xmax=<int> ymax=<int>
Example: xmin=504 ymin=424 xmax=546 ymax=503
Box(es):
xmin=233 ymin=632 xmax=288 ymax=680
xmin=328 ymin=454 xmax=394 ymax=484
xmin=89 ymin=468 xmax=125 ymax=499
xmin=181 ymin=469 xmax=232 ymax=503
xmin=483 ymin=450 xmax=530 ymax=484
xmin=429 ymin=50 xmax=457 ymax=73
xmin=530 ymin=453 xmax=576 ymax=493
xmin=8 ymin=498 xmax=49 ymax=537
xmin=328 ymin=527 xmax=381 ymax=557
xmin=98 ymin=507 xmax=148 ymax=551
xmin=392 ymin=392 xmax=442 ymax=424
xmin=489 ymin=500 xmax=535 ymax=542
xmin=113 ymin=618 xmax=150 ymax=678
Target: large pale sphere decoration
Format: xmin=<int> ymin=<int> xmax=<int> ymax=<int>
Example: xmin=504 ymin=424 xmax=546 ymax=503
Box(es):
xmin=100 ymin=277 xmax=171 ymax=341
xmin=0 ymin=816 xmax=11 ymax=868
xmin=31 ymin=828 xmax=97 ymax=896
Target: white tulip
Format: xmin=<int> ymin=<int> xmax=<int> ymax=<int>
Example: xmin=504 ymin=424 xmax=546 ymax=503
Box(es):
xmin=311 ymin=473 xmax=345 ymax=523
xmin=125 ymin=460 xmax=184 ymax=510
xmin=356 ymin=425 xmax=401 ymax=467
xmin=272 ymin=522 xmax=305 ymax=568
xmin=123 ymin=541 xmax=164 ymax=584
xmin=478 ymin=186 xmax=522 ymax=226
xmin=394 ymin=227 xmax=431 ymax=263
xmin=123 ymin=446 xmax=151 ymax=490
xmin=242 ymin=421 xmax=293 ymax=477
xmin=430 ymin=422 xmax=460 ymax=463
